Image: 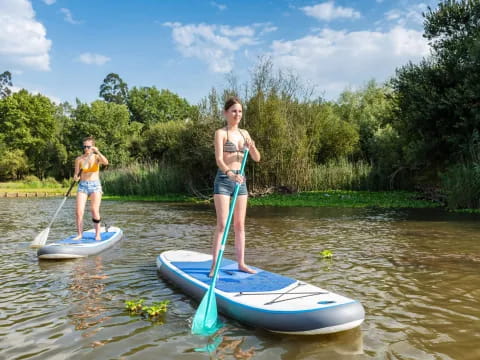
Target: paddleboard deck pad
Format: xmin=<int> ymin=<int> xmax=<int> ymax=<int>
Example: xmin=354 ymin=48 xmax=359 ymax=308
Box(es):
xmin=157 ymin=250 xmax=365 ymax=335
xmin=37 ymin=226 xmax=123 ymax=259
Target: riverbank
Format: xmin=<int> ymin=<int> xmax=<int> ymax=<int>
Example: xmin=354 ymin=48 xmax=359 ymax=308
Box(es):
xmin=103 ymin=190 xmax=440 ymax=208
xmin=0 ymin=183 xmax=441 ymax=208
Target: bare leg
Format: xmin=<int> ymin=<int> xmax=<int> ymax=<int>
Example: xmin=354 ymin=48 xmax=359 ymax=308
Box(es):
xmin=233 ymin=195 xmax=256 ymax=274
xmin=209 ymin=194 xmax=231 ymax=277
xmin=74 ymin=192 xmax=88 ymax=240
xmin=90 ymin=192 xmax=102 ymax=240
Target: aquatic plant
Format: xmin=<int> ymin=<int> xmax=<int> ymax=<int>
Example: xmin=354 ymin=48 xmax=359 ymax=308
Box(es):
xmin=143 ymin=300 xmax=170 ymax=318
xmin=125 ymin=299 xmax=170 ymax=322
xmin=321 ymin=250 xmax=333 ymax=259
xmin=124 ymin=299 xmax=145 ymax=313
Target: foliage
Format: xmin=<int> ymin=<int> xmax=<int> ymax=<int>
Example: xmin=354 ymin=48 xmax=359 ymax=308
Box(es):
xmin=0 ymin=148 xmax=28 ymax=180
xmin=101 ymin=162 xmax=186 ymax=196
xmin=441 ymin=162 xmax=480 ymax=210
xmin=141 ymin=120 xmax=187 ymax=161
xmin=124 ymin=298 xmax=170 ymax=322
xmin=441 ymin=129 xmax=480 ymax=209
xmin=128 ymin=86 xmax=196 ymax=126
xmin=0 ymin=71 xmax=12 ymax=98
xmin=248 ymin=190 xmax=439 ymax=208
xmin=244 ymin=59 xmax=359 ymax=191
xmin=99 ymin=73 xmax=129 ymax=105
xmin=390 ymin=0 xmax=480 ymax=182
xmin=0 ymin=90 xmax=59 ymax=179
xmin=70 ymin=100 xmax=135 ymax=167
xmin=124 ymin=299 xmax=145 ymax=313
xmin=308 ymin=158 xmax=374 ymax=191
xmin=320 ymin=249 xmax=333 ymax=259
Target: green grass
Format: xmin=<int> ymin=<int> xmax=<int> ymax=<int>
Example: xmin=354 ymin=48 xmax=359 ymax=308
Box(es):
xmin=103 ymin=194 xmax=204 ymax=203
xmin=0 ymin=183 xmax=68 ymax=193
xmin=248 ymin=190 xmax=440 ymax=208
xmin=105 ymin=190 xmax=440 ymax=208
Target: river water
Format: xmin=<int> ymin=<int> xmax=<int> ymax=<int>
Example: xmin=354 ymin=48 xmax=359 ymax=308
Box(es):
xmin=0 ymin=197 xmax=479 ymax=360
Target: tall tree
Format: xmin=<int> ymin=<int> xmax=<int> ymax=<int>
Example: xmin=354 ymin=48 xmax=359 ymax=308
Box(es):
xmin=99 ymin=73 xmax=129 ymax=104
xmin=390 ymin=0 xmax=480 ymax=173
xmin=128 ymin=86 xmax=196 ymax=126
xmin=0 ymin=90 xmax=58 ymax=179
xmin=0 ymin=71 xmax=12 ymax=98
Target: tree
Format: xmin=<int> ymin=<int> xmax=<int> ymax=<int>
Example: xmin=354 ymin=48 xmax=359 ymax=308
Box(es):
xmin=0 ymin=90 xmax=58 ymax=178
xmin=128 ymin=86 xmax=196 ymax=126
xmin=0 ymin=71 xmax=12 ymax=98
xmin=390 ymin=0 xmax=480 ymax=176
xmin=99 ymin=73 xmax=129 ymax=104
xmin=70 ymin=100 xmax=137 ymax=167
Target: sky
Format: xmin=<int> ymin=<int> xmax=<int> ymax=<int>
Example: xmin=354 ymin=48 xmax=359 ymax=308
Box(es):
xmin=0 ymin=0 xmax=439 ymax=105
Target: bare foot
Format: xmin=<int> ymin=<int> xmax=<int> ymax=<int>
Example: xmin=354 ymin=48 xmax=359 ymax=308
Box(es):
xmin=208 ymin=268 xmax=214 ymax=278
xmin=72 ymin=234 xmax=82 ymax=240
xmin=95 ymin=236 xmax=101 ymax=241
xmin=238 ymin=265 xmax=257 ymax=274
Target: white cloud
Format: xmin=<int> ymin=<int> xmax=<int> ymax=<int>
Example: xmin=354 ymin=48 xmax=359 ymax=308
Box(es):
xmin=60 ymin=8 xmax=81 ymax=24
xmin=77 ymin=53 xmax=111 ymax=65
xmin=0 ymin=0 xmax=51 ymax=71
xmin=164 ymin=22 xmax=271 ymax=73
xmin=301 ymin=1 xmax=361 ymax=22
xmin=211 ymin=2 xmax=226 ymax=11
xmin=42 ymin=0 xmax=56 ymax=5
xmin=269 ymin=26 xmax=430 ymax=99
xmin=382 ymin=3 xmax=432 ymax=28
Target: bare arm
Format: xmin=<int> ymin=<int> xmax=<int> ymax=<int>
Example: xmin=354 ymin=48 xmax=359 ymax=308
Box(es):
xmin=92 ymin=146 xmax=109 ymax=166
xmin=74 ymin=158 xmax=81 ymax=181
xmin=244 ymin=131 xmax=261 ymax=162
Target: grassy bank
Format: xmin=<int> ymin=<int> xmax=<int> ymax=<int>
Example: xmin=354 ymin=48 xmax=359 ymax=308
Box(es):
xmin=0 ymin=180 xmax=68 ymax=195
xmin=104 ymin=190 xmax=439 ymax=208
xmin=0 ymin=180 xmax=441 ymax=208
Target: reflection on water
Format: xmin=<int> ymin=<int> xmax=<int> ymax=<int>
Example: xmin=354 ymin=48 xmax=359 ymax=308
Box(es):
xmin=0 ymin=198 xmax=479 ymax=359
xmin=68 ymin=256 xmax=110 ymax=342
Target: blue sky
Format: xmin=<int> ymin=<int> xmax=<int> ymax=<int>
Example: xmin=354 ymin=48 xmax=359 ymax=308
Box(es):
xmin=0 ymin=0 xmax=438 ymax=105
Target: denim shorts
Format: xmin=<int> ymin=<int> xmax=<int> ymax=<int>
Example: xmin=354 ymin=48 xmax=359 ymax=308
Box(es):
xmin=78 ymin=180 xmax=103 ymax=196
xmin=213 ymin=169 xmax=248 ymax=196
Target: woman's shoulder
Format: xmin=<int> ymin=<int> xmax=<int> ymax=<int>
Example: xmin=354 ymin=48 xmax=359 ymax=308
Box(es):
xmin=215 ymin=127 xmax=227 ymax=136
xmin=239 ymin=128 xmax=250 ymax=137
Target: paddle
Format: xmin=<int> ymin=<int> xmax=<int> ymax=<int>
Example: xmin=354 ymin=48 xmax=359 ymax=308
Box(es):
xmin=30 ymin=169 xmax=82 ymax=248
xmin=191 ymin=148 xmax=250 ymax=336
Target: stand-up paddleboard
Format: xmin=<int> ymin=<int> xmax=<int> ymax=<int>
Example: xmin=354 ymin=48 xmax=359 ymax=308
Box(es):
xmin=37 ymin=226 xmax=123 ymax=259
xmin=157 ymin=250 xmax=365 ymax=335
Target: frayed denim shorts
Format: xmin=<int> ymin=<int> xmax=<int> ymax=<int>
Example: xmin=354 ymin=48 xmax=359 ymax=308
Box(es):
xmin=213 ymin=169 xmax=248 ymax=196
xmin=78 ymin=180 xmax=103 ymax=196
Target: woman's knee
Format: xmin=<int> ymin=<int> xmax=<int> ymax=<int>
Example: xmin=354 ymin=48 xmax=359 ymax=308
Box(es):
xmin=216 ymin=221 xmax=227 ymax=233
xmin=233 ymin=222 xmax=245 ymax=233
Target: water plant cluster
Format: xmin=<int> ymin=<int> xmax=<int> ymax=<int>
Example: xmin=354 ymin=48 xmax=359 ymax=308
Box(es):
xmin=124 ymin=299 xmax=170 ymax=322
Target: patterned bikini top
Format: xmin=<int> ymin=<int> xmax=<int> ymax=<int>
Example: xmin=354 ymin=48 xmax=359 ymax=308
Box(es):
xmin=223 ymin=127 xmax=246 ymax=153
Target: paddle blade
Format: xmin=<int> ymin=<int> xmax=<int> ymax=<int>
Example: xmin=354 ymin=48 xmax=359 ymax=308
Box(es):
xmin=191 ymin=288 xmax=222 ymax=336
xmin=30 ymin=227 xmax=50 ymax=248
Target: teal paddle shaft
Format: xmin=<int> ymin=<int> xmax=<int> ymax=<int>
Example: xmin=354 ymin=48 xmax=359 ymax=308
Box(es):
xmin=192 ymin=149 xmax=250 ymax=335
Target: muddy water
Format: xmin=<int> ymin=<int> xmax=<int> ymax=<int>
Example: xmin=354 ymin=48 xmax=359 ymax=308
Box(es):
xmin=0 ymin=198 xmax=479 ymax=359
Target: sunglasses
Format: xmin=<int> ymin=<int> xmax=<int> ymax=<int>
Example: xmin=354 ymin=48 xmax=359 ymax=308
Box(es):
xmin=83 ymin=145 xmax=92 ymax=149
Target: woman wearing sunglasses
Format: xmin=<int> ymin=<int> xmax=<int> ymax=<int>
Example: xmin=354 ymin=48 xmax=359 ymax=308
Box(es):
xmin=73 ymin=136 xmax=109 ymax=241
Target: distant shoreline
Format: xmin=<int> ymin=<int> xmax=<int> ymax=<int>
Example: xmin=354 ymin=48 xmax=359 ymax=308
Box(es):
xmin=0 ymin=186 xmax=442 ymax=209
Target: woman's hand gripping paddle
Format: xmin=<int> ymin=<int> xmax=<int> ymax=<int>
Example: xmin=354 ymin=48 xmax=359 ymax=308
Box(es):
xmin=30 ymin=170 xmax=82 ymax=248
xmin=191 ymin=149 xmax=249 ymax=336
